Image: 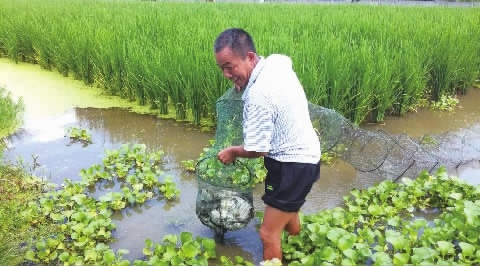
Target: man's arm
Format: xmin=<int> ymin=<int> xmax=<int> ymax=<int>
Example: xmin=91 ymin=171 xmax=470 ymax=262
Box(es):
xmin=218 ymin=145 xmax=266 ymax=164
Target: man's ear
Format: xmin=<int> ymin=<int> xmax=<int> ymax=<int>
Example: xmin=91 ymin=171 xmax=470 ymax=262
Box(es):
xmin=246 ymin=51 xmax=257 ymax=65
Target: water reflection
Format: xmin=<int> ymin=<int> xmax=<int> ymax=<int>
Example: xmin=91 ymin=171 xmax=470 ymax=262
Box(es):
xmin=74 ymin=107 xmax=213 ymax=170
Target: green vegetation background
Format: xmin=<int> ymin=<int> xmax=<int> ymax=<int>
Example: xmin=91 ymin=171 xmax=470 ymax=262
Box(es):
xmin=0 ymin=0 xmax=479 ymax=126
xmin=1 ymin=1 xmax=480 ymax=265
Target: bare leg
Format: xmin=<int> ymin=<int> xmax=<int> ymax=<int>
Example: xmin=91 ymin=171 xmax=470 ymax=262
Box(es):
xmin=285 ymin=212 xmax=300 ymax=236
xmin=259 ymin=205 xmax=298 ymax=261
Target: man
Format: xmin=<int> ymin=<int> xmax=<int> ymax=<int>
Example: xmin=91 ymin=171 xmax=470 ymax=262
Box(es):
xmin=214 ymin=28 xmax=321 ymax=261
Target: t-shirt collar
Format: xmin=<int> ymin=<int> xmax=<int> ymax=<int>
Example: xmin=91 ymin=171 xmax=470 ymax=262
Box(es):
xmin=244 ymin=56 xmax=265 ymax=93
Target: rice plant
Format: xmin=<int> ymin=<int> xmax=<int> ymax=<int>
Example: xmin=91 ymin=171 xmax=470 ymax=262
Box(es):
xmin=0 ymin=0 xmax=478 ymax=125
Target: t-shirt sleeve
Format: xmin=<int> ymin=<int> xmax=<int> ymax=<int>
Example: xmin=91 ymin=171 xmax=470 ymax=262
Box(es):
xmin=242 ymin=102 xmax=273 ymax=153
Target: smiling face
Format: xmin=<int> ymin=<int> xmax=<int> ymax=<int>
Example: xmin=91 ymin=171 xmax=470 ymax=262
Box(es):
xmin=215 ymin=47 xmax=257 ymax=91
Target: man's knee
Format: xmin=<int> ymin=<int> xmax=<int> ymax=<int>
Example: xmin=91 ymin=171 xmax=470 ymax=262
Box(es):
xmin=286 ymin=215 xmax=301 ymax=235
xmin=259 ymin=224 xmax=272 ymax=243
xmin=286 ymin=224 xmax=300 ymax=235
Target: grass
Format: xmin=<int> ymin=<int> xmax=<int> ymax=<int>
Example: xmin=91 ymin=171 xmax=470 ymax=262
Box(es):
xmin=0 ymin=165 xmax=58 ymax=265
xmin=0 ymin=82 xmax=39 ymax=265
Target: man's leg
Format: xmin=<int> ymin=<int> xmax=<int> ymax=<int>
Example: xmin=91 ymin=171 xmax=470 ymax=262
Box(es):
xmin=285 ymin=212 xmax=300 ymax=236
xmin=259 ymin=205 xmax=298 ymax=261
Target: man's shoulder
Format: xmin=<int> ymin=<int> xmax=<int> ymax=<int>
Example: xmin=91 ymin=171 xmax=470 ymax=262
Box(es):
xmin=257 ymin=54 xmax=298 ymax=90
xmin=265 ymin=54 xmax=292 ymax=67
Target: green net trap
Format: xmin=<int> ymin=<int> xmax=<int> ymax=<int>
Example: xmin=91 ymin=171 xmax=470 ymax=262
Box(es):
xmin=195 ymin=88 xmax=255 ymax=237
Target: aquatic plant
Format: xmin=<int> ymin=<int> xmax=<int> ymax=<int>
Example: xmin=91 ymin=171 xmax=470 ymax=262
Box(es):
xmin=133 ymin=234 xmax=216 ymax=266
xmin=430 ymin=94 xmax=459 ymax=112
xmin=0 ymin=165 xmax=53 ymax=266
xmin=181 ymin=117 xmax=267 ymax=187
xmin=6 ymin=143 xmax=480 ymax=265
xmin=196 ymin=156 xmax=252 ymax=187
xmin=22 ymin=144 xmax=180 ymax=265
xmin=65 ymin=126 xmax=93 ymax=145
xmin=282 ymin=167 xmax=480 ymax=265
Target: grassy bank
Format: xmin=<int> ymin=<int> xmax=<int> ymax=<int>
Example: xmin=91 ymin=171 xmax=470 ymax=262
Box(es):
xmin=0 ymin=165 xmax=60 ymax=266
xmin=0 ymin=1 xmax=479 ymax=125
xmin=0 ymin=87 xmax=45 ymax=265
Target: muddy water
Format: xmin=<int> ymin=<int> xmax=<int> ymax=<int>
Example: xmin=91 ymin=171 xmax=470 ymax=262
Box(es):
xmin=1 ymin=58 xmax=480 ymax=264
xmin=362 ymin=88 xmax=480 ymax=184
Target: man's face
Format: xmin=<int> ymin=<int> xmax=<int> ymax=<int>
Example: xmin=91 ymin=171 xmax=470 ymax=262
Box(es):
xmin=215 ymin=47 xmax=256 ymax=91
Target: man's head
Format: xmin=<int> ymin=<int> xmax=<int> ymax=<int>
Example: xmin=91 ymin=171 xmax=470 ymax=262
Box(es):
xmin=214 ymin=28 xmax=258 ymax=91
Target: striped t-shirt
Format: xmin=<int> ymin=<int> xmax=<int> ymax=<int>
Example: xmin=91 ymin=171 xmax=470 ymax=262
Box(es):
xmin=241 ymin=54 xmax=321 ymax=164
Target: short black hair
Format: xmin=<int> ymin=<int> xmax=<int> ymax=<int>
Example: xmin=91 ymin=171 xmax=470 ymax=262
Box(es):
xmin=214 ymin=28 xmax=257 ymax=58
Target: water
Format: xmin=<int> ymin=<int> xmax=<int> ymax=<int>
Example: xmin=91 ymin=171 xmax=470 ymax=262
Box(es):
xmin=1 ymin=58 xmax=479 ymax=264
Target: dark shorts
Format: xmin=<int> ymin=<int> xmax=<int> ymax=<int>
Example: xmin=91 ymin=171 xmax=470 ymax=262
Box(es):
xmin=261 ymin=157 xmax=320 ymax=212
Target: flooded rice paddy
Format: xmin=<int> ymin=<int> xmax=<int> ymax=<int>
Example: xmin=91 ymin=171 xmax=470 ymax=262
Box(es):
xmin=1 ymin=58 xmax=479 ymax=264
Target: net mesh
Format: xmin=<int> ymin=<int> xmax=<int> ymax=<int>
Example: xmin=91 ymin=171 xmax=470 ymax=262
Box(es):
xmin=195 ymin=88 xmax=254 ymax=236
xmin=309 ymin=103 xmax=480 ymax=181
xmin=196 ymin=88 xmax=480 ymax=235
